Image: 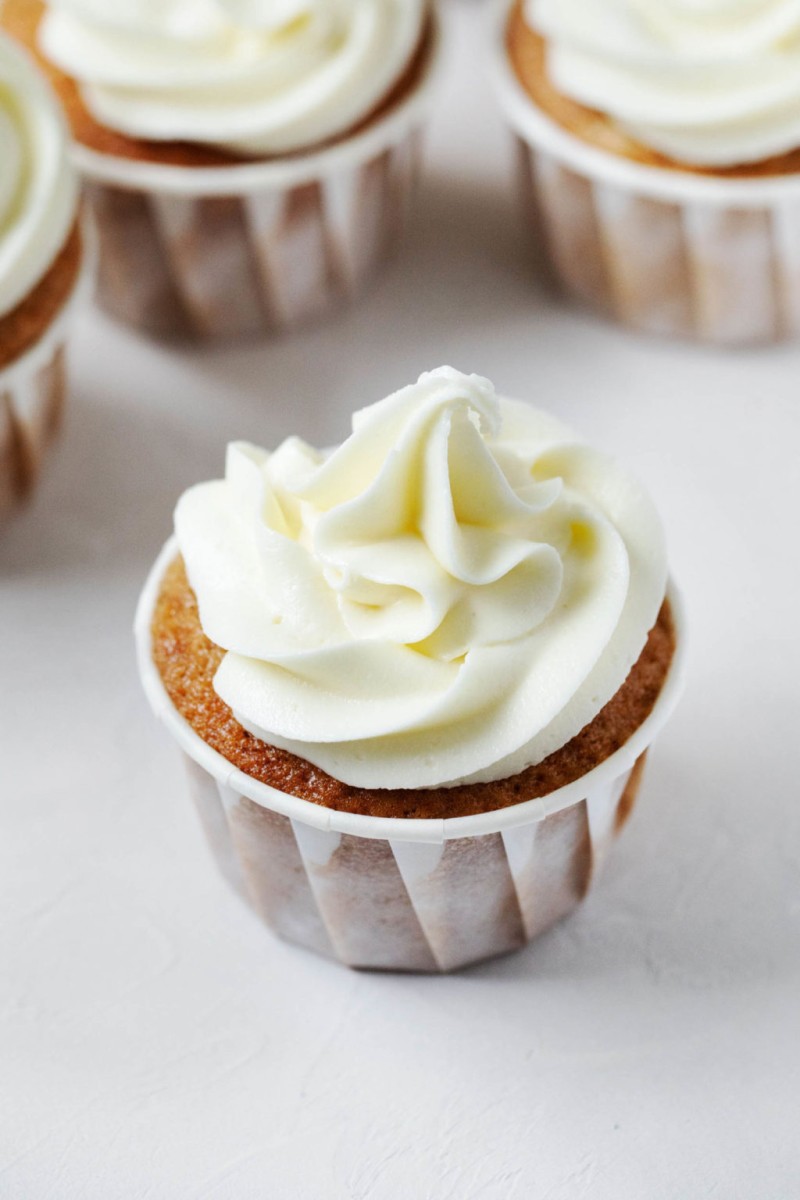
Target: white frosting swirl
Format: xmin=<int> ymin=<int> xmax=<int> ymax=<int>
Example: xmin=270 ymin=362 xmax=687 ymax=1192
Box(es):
xmin=174 ymin=368 xmax=667 ymax=790
xmin=40 ymin=0 xmax=426 ymax=155
xmin=528 ymin=0 xmax=800 ymax=167
xmin=0 ymin=34 xmax=77 ymax=320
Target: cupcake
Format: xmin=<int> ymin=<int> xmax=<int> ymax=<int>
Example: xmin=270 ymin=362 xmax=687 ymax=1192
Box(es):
xmin=494 ymin=0 xmax=800 ymax=344
xmin=136 ymin=367 xmax=684 ymax=972
xmin=2 ymin=0 xmax=441 ymax=341
xmin=0 ymin=32 xmax=90 ymax=520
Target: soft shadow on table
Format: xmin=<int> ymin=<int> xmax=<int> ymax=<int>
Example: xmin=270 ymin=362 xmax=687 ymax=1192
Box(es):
xmin=189 ymin=172 xmax=556 ymax=425
xmin=0 ymin=384 xmax=202 ymax=581
xmin=376 ymin=745 xmax=798 ymax=996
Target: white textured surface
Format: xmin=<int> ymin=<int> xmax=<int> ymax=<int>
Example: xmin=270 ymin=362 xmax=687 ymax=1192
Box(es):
xmin=2 ymin=3 xmax=799 ymax=1196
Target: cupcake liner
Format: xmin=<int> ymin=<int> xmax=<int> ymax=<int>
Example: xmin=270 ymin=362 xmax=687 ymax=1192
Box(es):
xmin=492 ymin=0 xmax=800 ymax=344
xmin=0 ymin=227 xmax=93 ymax=521
xmin=73 ymin=24 xmax=442 ymax=342
xmin=136 ymin=538 xmax=686 ymax=973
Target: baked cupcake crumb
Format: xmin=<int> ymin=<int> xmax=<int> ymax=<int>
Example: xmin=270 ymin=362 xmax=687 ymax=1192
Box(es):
xmin=0 ymin=220 xmax=83 ymax=371
xmin=152 ymin=555 xmax=676 ymax=821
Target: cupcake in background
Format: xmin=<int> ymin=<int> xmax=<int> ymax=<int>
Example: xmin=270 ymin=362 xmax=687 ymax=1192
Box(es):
xmin=2 ymin=0 xmax=442 ymax=341
xmin=136 ymin=367 xmax=685 ymax=972
xmin=0 ymin=32 xmax=90 ymax=520
xmin=494 ymin=0 xmax=800 ymax=344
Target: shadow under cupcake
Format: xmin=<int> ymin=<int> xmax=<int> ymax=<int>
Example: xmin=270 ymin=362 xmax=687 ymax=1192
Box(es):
xmin=0 ymin=33 xmax=92 ymax=521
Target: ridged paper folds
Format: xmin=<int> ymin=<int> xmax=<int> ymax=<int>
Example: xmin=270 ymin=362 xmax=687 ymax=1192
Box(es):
xmin=183 ymin=754 xmax=647 ymax=973
xmin=518 ymin=141 xmax=800 ymax=344
xmin=0 ymin=346 xmax=66 ymax=518
xmin=85 ymin=135 xmax=421 ymax=341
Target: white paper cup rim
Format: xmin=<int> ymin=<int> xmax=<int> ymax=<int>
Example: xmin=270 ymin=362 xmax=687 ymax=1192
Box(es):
xmin=135 ymin=536 xmax=687 ymax=846
xmin=0 ymin=213 xmax=96 ymax=390
xmin=72 ymin=15 xmax=445 ymax=196
xmin=489 ymin=0 xmax=800 ymax=208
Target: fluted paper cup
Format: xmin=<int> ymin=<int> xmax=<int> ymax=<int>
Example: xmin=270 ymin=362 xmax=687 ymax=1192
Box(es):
xmin=136 ymin=538 xmax=686 ymax=973
xmin=0 ymin=221 xmax=94 ymax=521
xmin=72 ymin=19 xmax=443 ymax=343
xmin=492 ymin=0 xmax=800 ymax=345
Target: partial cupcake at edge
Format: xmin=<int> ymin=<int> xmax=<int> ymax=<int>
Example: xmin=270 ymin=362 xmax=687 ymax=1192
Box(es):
xmin=2 ymin=0 xmax=442 ymax=342
xmin=495 ymin=0 xmax=800 ymax=344
xmin=0 ymin=31 xmax=90 ymax=521
xmin=136 ymin=367 xmax=684 ymax=973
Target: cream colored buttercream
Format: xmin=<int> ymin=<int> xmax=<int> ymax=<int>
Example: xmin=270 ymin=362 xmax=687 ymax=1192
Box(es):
xmin=174 ymin=368 xmax=667 ymax=789
xmin=40 ymin=0 xmax=426 ymax=155
xmin=528 ymin=0 xmax=800 ymax=167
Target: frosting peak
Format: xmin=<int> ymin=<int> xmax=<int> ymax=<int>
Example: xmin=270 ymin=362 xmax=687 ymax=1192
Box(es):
xmin=0 ymin=34 xmax=77 ymax=319
xmin=175 ymin=368 xmax=667 ymax=789
xmin=267 ymin=370 xmax=565 ymax=659
xmin=40 ymin=0 xmax=426 ymax=155
xmin=528 ymin=0 xmax=800 ymax=167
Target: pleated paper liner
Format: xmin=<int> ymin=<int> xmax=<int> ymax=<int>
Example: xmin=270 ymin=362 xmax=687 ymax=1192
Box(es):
xmin=0 ymin=225 xmax=94 ymax=521
xmin=136 ymin=538 xmax=686 ymax=973
xmin=72 ymin=19 xmax=444 ymax=343
xmin=492 ymin=0 xmax=800 ymax=345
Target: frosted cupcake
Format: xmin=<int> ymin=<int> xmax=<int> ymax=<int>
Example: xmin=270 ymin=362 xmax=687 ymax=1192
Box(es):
xmin=0 ymin=33 xmax=90 ymax=520
xmin=2 ymin=0 xmax=441 ymax=341
xmin=494 ymin=0 xmax=800 ymax=343
xmin=136 ymin=367 xmax=684 ymax=972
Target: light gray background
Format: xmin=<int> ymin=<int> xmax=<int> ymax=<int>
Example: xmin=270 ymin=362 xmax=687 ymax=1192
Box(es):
xmin=2 ymin=4 xmax=799 ymax=1197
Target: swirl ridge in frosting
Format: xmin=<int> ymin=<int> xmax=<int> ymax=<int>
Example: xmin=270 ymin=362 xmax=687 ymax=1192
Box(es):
xmin=527 ymin=0 xmax=800 ymax=167
xmin=0 ymin=33 xmax=77 ymax=319
xmin=40 ymin=0 xmax=427 ymax=155
xmin=174 ymin=368 xmax=667 ymax=789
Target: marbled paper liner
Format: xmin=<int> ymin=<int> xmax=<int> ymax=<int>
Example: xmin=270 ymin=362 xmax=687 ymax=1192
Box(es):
xmin=135 ymin=538 xmax=686 ymax=973
xmin=492 ymin=0 xmax=800 ymax=345
xmin=72 ymin=21 xmax=443 ymax=342
xmin=0 ymin=226 xmax=94 ymax=521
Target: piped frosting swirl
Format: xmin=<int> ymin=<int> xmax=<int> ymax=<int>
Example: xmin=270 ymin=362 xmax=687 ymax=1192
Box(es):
xmin=527 ymin=0 xmax=800 ymax=167
xmin=40 ymin=0 xmax=426 ymax=156
xmin=174 ymin=368 xmax=667 ymax=790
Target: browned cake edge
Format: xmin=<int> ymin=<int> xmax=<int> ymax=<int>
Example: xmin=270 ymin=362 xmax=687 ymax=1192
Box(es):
xmin=2 ymin=0 xmax=435 ymax=169
xmin=151 ymin=555 xmax=676 ymax=821
xmin=506 ymin=0 xmax=800 ymax=180
xmin=0 ymin=219 xmax=83 ymax=372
